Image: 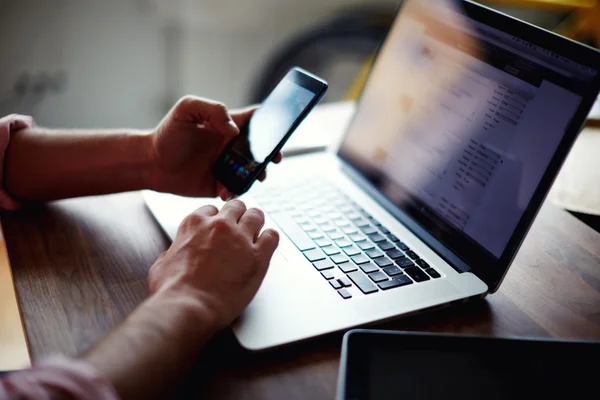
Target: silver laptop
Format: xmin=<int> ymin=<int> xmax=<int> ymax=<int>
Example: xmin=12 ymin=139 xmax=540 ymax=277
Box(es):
xmin=145 ymin=0 xmax=600 ymax=350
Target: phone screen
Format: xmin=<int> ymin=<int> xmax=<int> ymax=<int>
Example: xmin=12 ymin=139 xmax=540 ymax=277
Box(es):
xmin=218 ymin=77 xmax=320 ymax=184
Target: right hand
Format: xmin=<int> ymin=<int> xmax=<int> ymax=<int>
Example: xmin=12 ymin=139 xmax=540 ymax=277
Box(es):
xmin=148 ymin=199 xmax=279 ymax=330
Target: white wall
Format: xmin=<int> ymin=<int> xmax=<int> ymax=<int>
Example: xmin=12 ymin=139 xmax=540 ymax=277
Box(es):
xmin=0 ymin=0 xmax=164 ymax=129
xmin=0 ymin=0 xmax=561 ymax=129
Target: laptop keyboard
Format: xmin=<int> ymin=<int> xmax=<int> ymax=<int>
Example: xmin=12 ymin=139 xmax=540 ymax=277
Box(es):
xmin=252 ymin=179 xmax=441 ymax=299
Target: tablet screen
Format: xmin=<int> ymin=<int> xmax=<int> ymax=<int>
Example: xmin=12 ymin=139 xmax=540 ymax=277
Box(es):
xmin=340 ymin=331 xmax=599 ymax=400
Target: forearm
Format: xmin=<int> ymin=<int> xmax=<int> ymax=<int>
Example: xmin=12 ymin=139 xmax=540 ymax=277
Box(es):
xmin=5 ymin=127 xmax=155 ymax=202
xmin=83 ymin=286 xmax=218 ymax=399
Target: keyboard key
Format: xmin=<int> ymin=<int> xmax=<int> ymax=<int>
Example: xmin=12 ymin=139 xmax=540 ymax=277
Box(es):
xmin=335 ymin=238 xmax=353 ymax=248
xmin=406 ymin=250 xmax=420 ymax=260
xmin=331 ymin=254 xmax=350 ymax=264
xmin=425 ymin=268 xmax=441 ymax=279
xmin=386 ymin=249 xmax=405 ymax=259
xmin=328 ymin=231 xmax=345 ymax=240
xmin=347 ymin=271 xmax=379 ymax=294
xmin=416 ymin=259 xmax=430 ymax=269
xmin=321 ymin=224 xmax=337 ymax=232
xmin=338 ymin=276 xmax=352 ymax=287
xmin=358 ymin=241 xmax=376 ymax=251
xmin=369 ymin=233 xmax=386 ymax=243
xmin=374 ymin=257 xmax=393 ymax=268
xmin=308 ymin=231 xmax=325 ymax=239
xmin=300 ymin=222 xmax=318 ymax=232
xmin=360 ymin=262 xmax=379 ymax=274
xmin=366 ymin=249 xmax=384 ymax=259
xmin=343 ymin=246 xmax=361 ymax=256
xmin=396 ymin=258 xmax=415 ymax=269
xmin=377 ymin=240 xmax=395 ymax=251
xmin=324 ymin=246 xmax=341 ymax=256
xmin=360 ymin=225 xmax=378 ymax=235
xmin=315 ymin=238 xmax=333 ymax=248
xmin=338 ymin=204 xmax=353 ymax=213
xmin=404 ymin=267 xmax=431 ymax=282
xmin=368 ymin=271 xmax=388 ymax=283
xmin=270 ymin=212 xmax=315 ymax=251
xmin=349 ymin=233 xmax=367 ymax=242
xmin=303 ymin=248 xmax=326 ymax=262
xmin=367 ymin=216 xmax=382 ymax=226
xmin=342 ymin=226 xmax=358 ymax=235
xmin=398 ymin=242 xmax=410 ymax=251
xmin=351 ymin=254 xmax=370 ymax=265
xmin=313 ymin=217 xmax=329 ymax=225
xmin=321 ymin=270 xmax=334 ymax=280
xmin=387 ymin=234 xmax=400 ymax=242
xmin=378 ymin=275 xmax=413 ymax=290
xmin=353 ymin=218 xmax=370 ymax=228
xmin=327 ymin=211 xmax=342 ymax=220
xmin=335 ymin=219 xmax=351 ymax=227
xmin=313 ymin=259 xmax=334 ymax=271
xmin=330 ymin=280 xmax=343 ymax=290
xmin=379 ymin=226 xmax=391 ymax=234
xmin=339 ymin=262 xmax=358 ymax=273
xmin=346 ymin=212 xmax=362 ymax=221
xmin=338 ymin=288 xmax=352 ymax=299
xmin=383 ymin=265 xmax=403 ymax=277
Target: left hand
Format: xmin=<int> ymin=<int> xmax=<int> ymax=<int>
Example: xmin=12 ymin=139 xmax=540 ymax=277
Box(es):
xmin=148 ymin=96 xmax=282 ymax=200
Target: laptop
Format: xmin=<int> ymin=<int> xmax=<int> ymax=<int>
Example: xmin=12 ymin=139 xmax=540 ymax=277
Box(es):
xmin=145 ymin=0 xmax=600 ymax=350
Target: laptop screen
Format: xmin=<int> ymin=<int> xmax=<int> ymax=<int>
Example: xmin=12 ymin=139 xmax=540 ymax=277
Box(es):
xmin=338 ymin=0 xmax=598 ymax=270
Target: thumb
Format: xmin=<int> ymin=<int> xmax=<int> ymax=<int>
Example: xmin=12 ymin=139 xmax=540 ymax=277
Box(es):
xmin=231 ymin=106 xmax=258 ymax=131
xmin=175 ymin=96 xmax=239 ymax=137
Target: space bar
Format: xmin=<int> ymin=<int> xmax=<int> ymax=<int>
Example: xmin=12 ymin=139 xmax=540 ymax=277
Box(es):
xmin=268 ymin=212 xmax=316 ymax=252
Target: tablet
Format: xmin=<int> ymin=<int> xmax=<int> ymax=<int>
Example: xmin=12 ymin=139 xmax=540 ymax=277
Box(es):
xmin=336 ymin=329 xmax=600 ymax=400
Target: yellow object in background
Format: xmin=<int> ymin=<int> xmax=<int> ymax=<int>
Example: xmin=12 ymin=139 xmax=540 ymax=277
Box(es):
xmin=482 ymin=0 xmax=596 ymax=10
xmin=344 ymin=55 xmax=376 ymax=101
xmin=482 ymin=0 xmax=600 ymax=45
xmin=0 ymin=222 xmax=30 ymax=371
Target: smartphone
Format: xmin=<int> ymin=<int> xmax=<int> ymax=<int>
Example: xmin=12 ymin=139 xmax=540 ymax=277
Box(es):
xmin=212 ymin=67 xmax=328 ymax=195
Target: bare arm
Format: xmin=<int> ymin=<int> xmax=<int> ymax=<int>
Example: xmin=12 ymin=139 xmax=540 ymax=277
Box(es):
xmin=84 ymin=200 xmax=279 ymax=399
xmin=5 ymin=128 xmax=153 ymax=202
xmin=4 ymin=97 xmax=281 ymax=204
xmin=3 ymin=97 xmax=269 ymax=204
xmin=82 ymin=287 xmax=216 ymax=399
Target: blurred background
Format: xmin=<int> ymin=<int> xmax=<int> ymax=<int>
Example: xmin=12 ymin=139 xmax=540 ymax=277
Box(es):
xmin=0 ymin=0 xmax=597 ymax=129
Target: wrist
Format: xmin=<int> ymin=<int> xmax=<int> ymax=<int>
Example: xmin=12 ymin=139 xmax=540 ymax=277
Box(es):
xmin=149 ymin=282 xmax=222 ymax=338
xmin=139 ymin=130 xmax=160 ymax=191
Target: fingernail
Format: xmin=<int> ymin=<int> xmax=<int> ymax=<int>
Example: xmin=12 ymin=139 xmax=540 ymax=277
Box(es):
xmin=227 ymin=120 xmax=239 ymax=134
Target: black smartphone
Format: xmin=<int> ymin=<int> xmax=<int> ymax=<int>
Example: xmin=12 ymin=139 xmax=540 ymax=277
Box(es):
xmin=212 ymin=67 xmax=328 ymax=195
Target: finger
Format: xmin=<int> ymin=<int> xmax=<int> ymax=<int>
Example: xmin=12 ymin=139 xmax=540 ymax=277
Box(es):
xmin=219 ymin=199 xmax=247 ymax=222
xmin=238 ymin=208 xmax=265 ymax=239
xmin=256 ymin=228 xmax=280 ymax=264
xmin=195 ymin=204 xmax=219 ymax=217
xmin=176 ymin=96 xmax=239 ymax=136
xmin=272 ymin=153 xmax=283 ymax=164
xmin=230 ymin=106 xmax=258 ymax=130
xmin=257 ymin=171 xmax=267 ymax=182
xmin=215 ymin=182 xmax=228 ymax=200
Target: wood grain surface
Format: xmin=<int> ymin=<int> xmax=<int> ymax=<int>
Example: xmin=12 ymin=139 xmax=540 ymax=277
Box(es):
xmin=4 ymin=192 xmax=600 ymax=399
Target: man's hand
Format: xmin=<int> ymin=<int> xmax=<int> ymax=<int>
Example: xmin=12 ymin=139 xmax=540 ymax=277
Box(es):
xmin=149 ymin=96 xmax=282 ymax=200
xmin=148 ymin=199 xmax=280 ymax=331
xmin=84 ymin=199 xmax=279 ymax=399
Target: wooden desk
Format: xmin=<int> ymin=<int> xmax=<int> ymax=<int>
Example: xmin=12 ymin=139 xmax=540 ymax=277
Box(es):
xmin=4 ymin=189 xmax=600 ymax=398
